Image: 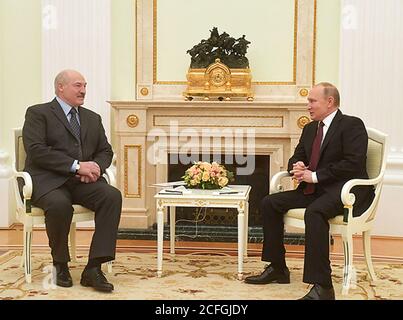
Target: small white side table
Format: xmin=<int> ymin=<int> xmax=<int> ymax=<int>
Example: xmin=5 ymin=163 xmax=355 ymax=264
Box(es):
xmin=154 ymin=185 xmax=251 ymax=280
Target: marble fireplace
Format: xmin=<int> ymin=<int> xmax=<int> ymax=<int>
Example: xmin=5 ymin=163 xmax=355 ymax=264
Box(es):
xmin=111 ymin=0 xmax=318 ymax=235
xmin=109 ymin=100 xmax=308 ymax=230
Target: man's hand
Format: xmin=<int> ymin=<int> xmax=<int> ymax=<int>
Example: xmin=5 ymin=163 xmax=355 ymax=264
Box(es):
xmin=290 ymin=162 xmax=314 ymax=183
xmin=292 ymin=161 xmax=308 ymax=172
xmin=79 ymin=175 xmax=94 ymax=184
xmin=76 ymin=161 xmax=101 ymax=183
xmin=291 ymin=169 xmax=314 ymax=184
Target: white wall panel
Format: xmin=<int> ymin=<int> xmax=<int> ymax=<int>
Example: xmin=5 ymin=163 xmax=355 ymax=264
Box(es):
xmin=340 ymin=0 xmax=403 ymax=236
xmin=41 ymin=0 xmax=112 ymax=138
xmin=340 ymin=0 xmax=403 ymax=156
xmin=41 ymin=0 xmax=111 ymax=227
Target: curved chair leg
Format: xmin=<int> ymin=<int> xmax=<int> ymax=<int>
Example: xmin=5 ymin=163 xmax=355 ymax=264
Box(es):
xmin=363 ymin=230 xmax=377 ymax=281
xmin=20 ymin=241 xmax=25 ymax=268
xmin=341 ymin=232 xmax=356 ymax=295
xmin=23 ymin=225 xmax=33 ymax=283
xmin=69 ymin=222 xmax=77 ymax=262
xmin=106 ymin=261 xmax=113 ymax=273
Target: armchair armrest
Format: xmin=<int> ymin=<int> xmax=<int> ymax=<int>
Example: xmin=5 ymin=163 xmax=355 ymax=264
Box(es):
xmin=103 ymin=154 xmax=117 ymax=188
xmin=269 ymin=171 xmax=291 ymax=194
xmin=13 ymin=170 xmax=33 ymax=213
xmin=340 ymin=176 xmax=382 ymax=223
xmin=340 ymin=176 xmax=383 ymax=206
xmin=13 ymin=170 xmax=33 ymax=200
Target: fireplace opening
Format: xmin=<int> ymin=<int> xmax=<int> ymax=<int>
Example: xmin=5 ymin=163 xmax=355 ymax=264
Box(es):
xmin=168 ymin=154 xmax=269 ymax=227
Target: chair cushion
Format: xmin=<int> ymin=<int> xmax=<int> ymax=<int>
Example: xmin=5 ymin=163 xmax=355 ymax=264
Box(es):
xmin=285 ymin=208 xmax=345 ymax=225
xmin=28 ymin=205 xmax=93 ymax=216
xmin=17 ymin=136 xmax=26 ymax=172
xmin=367 ymin=139 xmax=382 ymax=179
xmin=285 ymin=208 xmax=305 ymax=219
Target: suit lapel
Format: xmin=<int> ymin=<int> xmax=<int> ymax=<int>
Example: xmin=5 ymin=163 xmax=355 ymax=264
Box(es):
xmin=319 ymin=109 xmax=343 ymax=157
xmin=50 ymin=98 xmax=78 ymax=139
xmin=78 ymin=106 xmax=88 ymax=142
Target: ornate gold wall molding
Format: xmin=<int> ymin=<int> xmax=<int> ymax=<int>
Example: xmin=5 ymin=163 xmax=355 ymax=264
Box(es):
xmin=126 ymin=114 xmax=139 ymax=128
xmin=150 ymin=0 xmax=317 ymax=86
xmin=136 ymin=0 xmax=318 ymax=101
xmin=299 ymin=88 xmax=309 ymax=97
xmin=140 ymin=87 xmax=149 ymax=96
xmin=297 ymin=116 xmax=310 ymax=129
xmin=124 ymin=145 xmax=142 ymax=198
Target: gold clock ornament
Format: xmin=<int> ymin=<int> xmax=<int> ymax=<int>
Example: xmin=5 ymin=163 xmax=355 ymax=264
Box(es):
xmin=183 ymin=59 xmax=253 ymax=101
xmin=183 ymin=28 xmax=254 ymax=101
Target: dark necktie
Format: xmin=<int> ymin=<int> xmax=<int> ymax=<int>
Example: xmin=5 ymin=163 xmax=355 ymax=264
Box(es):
xmin=69 ymin=107 xmax=82 ymax=160
xmin=304 ymin=121 xmax=324 ymax=195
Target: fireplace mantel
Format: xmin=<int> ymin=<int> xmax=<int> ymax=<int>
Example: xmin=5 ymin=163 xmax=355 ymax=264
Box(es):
xmin=110 ymin=100 xmax=308 ymax=229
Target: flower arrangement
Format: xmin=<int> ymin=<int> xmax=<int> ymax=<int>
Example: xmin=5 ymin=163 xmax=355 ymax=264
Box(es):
xmin=182 ymin=161 xmax=234 ymax=189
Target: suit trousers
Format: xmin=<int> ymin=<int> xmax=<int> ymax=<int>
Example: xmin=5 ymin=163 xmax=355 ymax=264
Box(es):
xmin=34 ymin=177 xmax=122 ymax=264
xmin=260 ymin=187 xmax=344 ymax=287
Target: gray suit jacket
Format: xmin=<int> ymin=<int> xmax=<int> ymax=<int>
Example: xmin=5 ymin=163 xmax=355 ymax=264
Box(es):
xmin=22 ymin=98 xmax=113 ymax=201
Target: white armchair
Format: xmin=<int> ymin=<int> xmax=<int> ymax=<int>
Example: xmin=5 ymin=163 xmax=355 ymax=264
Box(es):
xmin=269 ymin=127 xmax=388 ymax=295
xmin=12 ymin=128 xmax=115 ymax=283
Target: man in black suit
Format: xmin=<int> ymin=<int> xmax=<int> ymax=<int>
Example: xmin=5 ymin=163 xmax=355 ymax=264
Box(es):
xmin=244 ymin=82 xmax=374 ymax=300
xmin=22 ymin=70 xmax=122 ymax=292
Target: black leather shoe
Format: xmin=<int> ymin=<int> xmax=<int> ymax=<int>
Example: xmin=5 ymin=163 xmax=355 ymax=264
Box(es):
xmin=244 ymin=265 xmax=290 ymax=284
xmin=299 ymin=284 xmax=335 ymax=300
xmin=54 ymin=265 xmax=73 ymax=288
xmin=80 ymin=266 xmax=114 ymax=292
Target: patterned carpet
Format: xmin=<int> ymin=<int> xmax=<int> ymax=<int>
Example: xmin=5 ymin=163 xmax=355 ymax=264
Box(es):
xmin=0 ymin=250 xmax=402 ymax=300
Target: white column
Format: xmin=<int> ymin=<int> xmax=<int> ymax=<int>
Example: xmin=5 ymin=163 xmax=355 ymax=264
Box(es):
xmin=339 ymin=0 xmax=403 ymax=236
xmin=41 ymin=0 xmax=111 ymax=138
xmin=41 ymin=0 xmax=111 ymax=228
xmin=0 ymin=150 xmax=12 ymax=227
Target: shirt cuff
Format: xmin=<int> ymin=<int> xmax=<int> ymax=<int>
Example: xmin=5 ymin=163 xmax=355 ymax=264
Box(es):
xmin=70 ymin=160 xmax=79 ymax=173
xmin=311 ymin=172 xmax=318 ymax=183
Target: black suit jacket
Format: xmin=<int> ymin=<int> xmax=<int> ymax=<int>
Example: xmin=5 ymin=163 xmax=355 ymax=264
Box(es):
xmin=22 ymin=98 xmax=113 ymax=201
xmin=288 ymin=109 xmax=373 ymax=213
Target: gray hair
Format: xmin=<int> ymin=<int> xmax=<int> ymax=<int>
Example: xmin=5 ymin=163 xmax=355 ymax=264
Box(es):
xmin=54 ymin=70 xmax=70 ymax=95
xmin=316 ymin=82 xmax=340 ymax=107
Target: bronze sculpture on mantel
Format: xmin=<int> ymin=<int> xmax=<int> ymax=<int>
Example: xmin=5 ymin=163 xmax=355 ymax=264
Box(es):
xmin=183 ymin=27 xmax=254 ymax=102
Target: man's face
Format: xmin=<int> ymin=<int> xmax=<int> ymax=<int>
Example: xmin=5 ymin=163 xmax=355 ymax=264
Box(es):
xmin=58 ymin=71 xmax=87 ymax=107
xmin=307 ymin=85 xmax=334 ymax=121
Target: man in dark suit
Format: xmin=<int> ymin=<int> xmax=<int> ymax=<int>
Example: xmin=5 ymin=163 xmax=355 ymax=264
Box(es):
xmin=244 ymin=82 xmax=374 ymax=300
xmin=22 ymin=70 xmax=122 ymax=292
